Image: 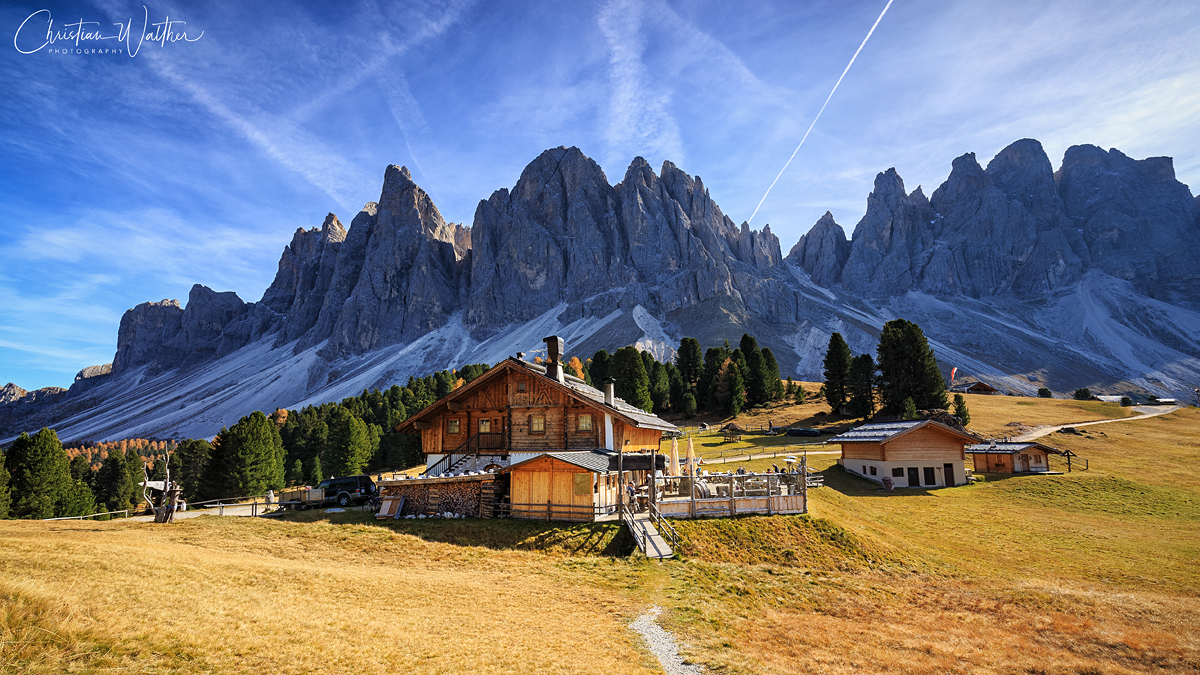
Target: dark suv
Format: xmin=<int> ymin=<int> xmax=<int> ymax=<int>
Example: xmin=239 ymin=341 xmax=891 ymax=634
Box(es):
xmin=316 ymin=475 xmax=377 ymax=507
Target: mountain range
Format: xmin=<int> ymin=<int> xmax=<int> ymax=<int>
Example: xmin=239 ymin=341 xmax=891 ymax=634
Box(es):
xmin=4 ymin=138 xmax=1199 ymax=442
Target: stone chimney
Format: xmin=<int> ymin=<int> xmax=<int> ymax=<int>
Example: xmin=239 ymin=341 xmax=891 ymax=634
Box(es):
xmin=542 ymin=335 xmax=565 ymax=383
xmin=603 ymin=377 xmax=615 ymax=406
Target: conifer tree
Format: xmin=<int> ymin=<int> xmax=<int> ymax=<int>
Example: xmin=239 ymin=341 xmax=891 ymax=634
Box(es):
xmin=700 ymin=346 xmax=728 ymax=410
xmin=589 ymin=350 xmax=612 ymax=386
xmin=566 ymin=356 xmax=585 ymax=380
xmin=4 ymin=428 xmax=73 ymax=519
xmin=210 ymin=411 xmax=282 ymax=497
xmin=308 ymin=456 xmax=323 ymax=484
xmin=649 ymin=361 xmax=670 ymax=414
xmin=876 ymin=319 xmax=949 ymax=414
xmin=667 ymin=364 xmax=686 ymax=413
xmin=174 ymin=438 xmax=211 ymax=502
xmin=682 ymin=392 xmax=697 ymax=417
xmin=713 ymin=359 xmax=746 ymax=417
xmin=0 ymin=455 xmax=11 ymax=519
xmin=902 ymin=397 xmax=919 ymax=420
xmin=739 ymin=334 xmax=768 ymax=406
xmin=611 ymin=346 xmax=653 ymax=412
xmin=57 ymin=479 xmax=96 ymax=518
xmin=96 ymin=444 xmax=136 ymax=510
xmin=326 ymin=407 xmax=371 ymax=477
xmin=846 ymin=353 xmax=877 ymax=418
xmin=124 ymin=445 xmax=143 ymax=495
xmin=953 ymin=394 xmax=972 ymax=426
xmin=69 ymin=454 xmax=92 ymax=484
xmin=761 ymin=347 xmax=784 ymax=401
xmin=676 ymin=337 xmax=703 ymax=387
xmin=823 ymin=333 xmax=853 ymax=413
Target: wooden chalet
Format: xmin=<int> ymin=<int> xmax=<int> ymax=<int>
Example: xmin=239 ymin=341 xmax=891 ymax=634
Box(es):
xmin=827 ymin=420 xmax=979 ymax=488
xmin=949 ymin=381 xmax=1001 ymax=395
xmin=392 ymin=336 xmax=678 ymax=521
xmin=966 ymin=441 xmax=1061 ymax=473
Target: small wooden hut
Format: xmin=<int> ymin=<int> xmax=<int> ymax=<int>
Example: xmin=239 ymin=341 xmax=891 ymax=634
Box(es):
xmin=966 ymin=441 xmax=1061 ymax=473
xmin=502 ymin=450 xmax=665 ymax=521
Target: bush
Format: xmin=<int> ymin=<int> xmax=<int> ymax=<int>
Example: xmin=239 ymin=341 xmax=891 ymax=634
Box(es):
xmin=1073 ymin=388 xmax=1092 ymax=401
xmin=1037 ymin=388 xmax=1053 ymax=398
xmin=1120 ymin=396 xmax=1133 ymax=407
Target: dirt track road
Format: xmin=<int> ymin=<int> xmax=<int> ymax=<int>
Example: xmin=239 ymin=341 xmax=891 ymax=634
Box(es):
xmin=1012 ymin=405 xmax=1181 ymax=441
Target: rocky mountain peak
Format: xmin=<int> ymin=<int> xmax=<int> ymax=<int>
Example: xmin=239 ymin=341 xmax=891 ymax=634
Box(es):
xmin=787 ymin=211 xmax=850 ymax=287
xmin=321 ymin=212 xmax=346 ymax=243
xmin=983 ymin=139 xmax=1063 ymax=222
xmin=1 ymin=382 xmax=28 ymax=405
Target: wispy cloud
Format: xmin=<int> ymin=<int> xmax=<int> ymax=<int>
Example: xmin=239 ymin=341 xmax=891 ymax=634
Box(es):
xmin=597 ymin=0 xmax=684 ymax=170
xmin=12 ymin=207 xmax=281 ymax=292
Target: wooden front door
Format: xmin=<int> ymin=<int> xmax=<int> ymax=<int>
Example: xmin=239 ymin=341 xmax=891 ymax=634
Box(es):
xmin=943 ymin=463 xmax=955 ymax=487
xmin=907 ymin=467 xmax=920 ymax=487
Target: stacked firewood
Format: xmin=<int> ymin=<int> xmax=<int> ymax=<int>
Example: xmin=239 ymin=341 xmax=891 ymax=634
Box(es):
xmin=429 ymin=480 xmax=484 ymax=517
xmin=380 ymin=478 xmax=496 ymax=518
xmin=381 ymin=484 xmax=427 ymax=516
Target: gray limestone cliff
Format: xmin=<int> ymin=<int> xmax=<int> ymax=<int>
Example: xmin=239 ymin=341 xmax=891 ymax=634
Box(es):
xmin=792 ymin=138 xmax=1199 ymax=305
xmin=98 ymin=139 xmax=1196 ymax=394
xmin=787 ymin=211 xmax=850 ymax=286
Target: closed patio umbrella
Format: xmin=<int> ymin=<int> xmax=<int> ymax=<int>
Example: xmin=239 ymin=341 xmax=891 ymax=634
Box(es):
xmin=669 ymin=437 xmax=682 ymax=477
xmin=686 ymin=436 xmax=697 ymax=475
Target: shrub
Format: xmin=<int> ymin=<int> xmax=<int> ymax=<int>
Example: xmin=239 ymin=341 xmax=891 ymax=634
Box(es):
xmin=1073 ymin=388 xmax=1092 ymax=400
xmin=1037 ymin=388 xmax=1053 ymax=398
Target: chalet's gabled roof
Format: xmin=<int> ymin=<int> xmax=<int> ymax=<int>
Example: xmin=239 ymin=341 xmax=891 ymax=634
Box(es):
xmin=825 ymin=419 xmax=979 ymax=445
xmin=966 ymin=441 xmax=1062 ymax=455
xmin=504 ymin=450 xmax=616 ymax=474
xmin=393 ymin=357 xmax=678 ymax=433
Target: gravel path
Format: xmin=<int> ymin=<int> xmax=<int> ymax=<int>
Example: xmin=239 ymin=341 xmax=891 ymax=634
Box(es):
xmin=1011 ymin=405 xmax=1181 ymax=441
xmin=630 ymin=606 xmax=703 ymax=675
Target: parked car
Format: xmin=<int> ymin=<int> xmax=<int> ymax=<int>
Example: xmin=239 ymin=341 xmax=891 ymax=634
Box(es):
xmin=785 ymin=427 xmax=821 ymax=437
xmin=316 ymin=475 xmax=377 ymax=507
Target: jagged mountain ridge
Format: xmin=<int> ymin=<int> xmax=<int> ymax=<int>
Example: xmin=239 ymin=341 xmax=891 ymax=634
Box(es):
xmin=3 ymin=139 xmax=1198 ymax=442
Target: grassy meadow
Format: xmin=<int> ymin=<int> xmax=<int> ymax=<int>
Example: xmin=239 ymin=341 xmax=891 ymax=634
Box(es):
xmin=2 ymin=396 xmax=1198 ymax=673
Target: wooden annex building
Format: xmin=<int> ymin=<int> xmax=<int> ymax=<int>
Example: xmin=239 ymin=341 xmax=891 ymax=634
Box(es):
xmin=949 ymin=381 xmax=1001 ymax=395
xmin=391 ymin=336 xmax=677 ymax=521
xmin=966 ymin=441 xmax=1061 ymax=473
xmin=828 ymin=420 xmax=979 ymax=488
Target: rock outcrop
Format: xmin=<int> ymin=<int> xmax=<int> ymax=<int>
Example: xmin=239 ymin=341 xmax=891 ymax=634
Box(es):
xmin=793 ymin=138 xmax=1200 ymax=305
xmin=1 ymin=383 xmax=28 ymax=405
xmin=112 ymin=299 xmax=186 ymax=375
xmin=787 ymin=211 xmax=850 ymax=286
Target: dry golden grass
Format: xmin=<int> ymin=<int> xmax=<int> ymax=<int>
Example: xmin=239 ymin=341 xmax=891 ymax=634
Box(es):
xmin=0 ymin=518 xmax=660 ymax=674
xmin=961 ymin=393 xmax=1135 ymax=438
xmin=662 ymin=567 xmax=1199 ymax=674
xmin=3 ymin=396 xmax=1197 ymax=674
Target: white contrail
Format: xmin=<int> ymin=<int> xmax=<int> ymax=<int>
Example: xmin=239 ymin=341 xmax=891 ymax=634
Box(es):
xmin=748 ymin=0 xmax=895 ymax=224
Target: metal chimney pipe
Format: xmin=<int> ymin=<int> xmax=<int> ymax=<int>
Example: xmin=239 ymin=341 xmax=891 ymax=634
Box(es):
xmin=603 ymin=377 xmax=615 ymax=406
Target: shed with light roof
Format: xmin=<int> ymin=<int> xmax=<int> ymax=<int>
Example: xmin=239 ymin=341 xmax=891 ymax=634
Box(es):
xmin=826 ymin=420 xmax=979 ymax=488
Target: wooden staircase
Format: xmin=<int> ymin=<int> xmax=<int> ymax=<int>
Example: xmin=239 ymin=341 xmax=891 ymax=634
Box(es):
xmin=621 ymin=506 xmax=675 ymax=560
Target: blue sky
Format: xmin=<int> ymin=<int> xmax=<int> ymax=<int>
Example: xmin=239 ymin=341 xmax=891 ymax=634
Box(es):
xmin=2 ymin=0 xmax=1198 ymax=390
